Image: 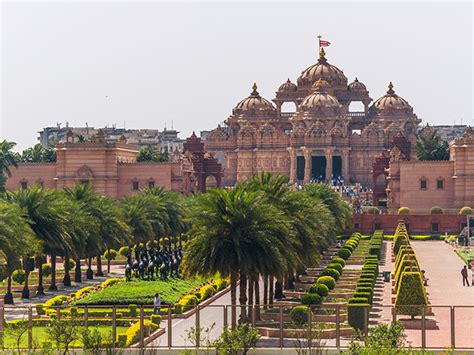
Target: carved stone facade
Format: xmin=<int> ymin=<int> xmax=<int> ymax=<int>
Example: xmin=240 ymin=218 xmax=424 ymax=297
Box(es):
xmin=205 ymin=47 xmax=421 ymax=186
xmin=386 ymin=128 xmax=474 ymax=213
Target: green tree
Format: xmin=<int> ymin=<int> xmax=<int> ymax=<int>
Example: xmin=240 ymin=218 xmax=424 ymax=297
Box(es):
xmin=137 ymin=145 xmax=169 ymax=162
xmin=20 ymin=144 xmax=56 ymax=163
xmin=0 ymin=140 xmax=19 ymax=192
xmin=182 ymin=186 xmax=289 ymax=327
xmin=415 ymin=130 xmax=449 ymax=161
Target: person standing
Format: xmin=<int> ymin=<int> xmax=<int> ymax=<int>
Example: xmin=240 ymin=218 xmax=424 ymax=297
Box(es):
xmin=153 ymin=292 xmax=161 ymax=314
xmin=461 ymin=265 xmax=470 ymax=286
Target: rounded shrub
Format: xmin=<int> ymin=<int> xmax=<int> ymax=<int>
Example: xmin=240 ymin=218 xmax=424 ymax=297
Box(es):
xmin=118 ymin=246 xmax=130 ymax=257
xmin=12 ymin=269 xmax=26 ymax=284
xmin=327 ymin=263 xmax=343 ymax=274
xmin=430 ymin=206 xmax=443 ymax=215
xmin=301 ymin=293 xmax=322 ymax=306
xmin=343 ymin=243 xmax=355 ymax=252
xmin=42 ymin=264 xmax=52 ymax=277
xmin=398 ymin=207 xmax=410 ymax=215
xmin=337 ymin=248 xmax=351 ymax=260
xmin=308 ymin=283 xmax=329 ymax=297
xmin=68 ymin=259 xmax=75 ymax=271
xmin=321 ymin=268 xmax=340 ymax=281
xmin=367 ymin=206 xmax=380 ymax=215
xmin=460 ymin=206 xmax=473 ymax=215
xmin=104 ymin=249 xmax=118 ymax=260
xmin=331 ymin=257 xmax=346 ymax=267
xmin=289 ymin=306 xmax=309 ymax=327
xmin=316 ymin=276 xmax=336 ymax=290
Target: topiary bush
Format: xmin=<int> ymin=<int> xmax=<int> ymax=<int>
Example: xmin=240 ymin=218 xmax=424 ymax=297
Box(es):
xmin=104 ymin=249 xmax=118 ymax=260
xmin=68 ymin=259 xmax=75 ymax=271
xmin=395 ymin=272 xmax=427 ymax=319
xmin=326 ymin=263 xmax=343 ymax=274
xmin=316 ymin=276 xmax=336 ymax=290
xmin=321 ymin=268 xmax=340 ymax=281
xmin=42 ymin=264 xmax=52 ymax=278
xmin=301 ymin=293 xmax=322 ymax=306
xmin=398 ymin=207 xmax=410 ymax=215
xmin=337 ymin=248 xmax=351 ymax=260
xmin=331 ymin=257 xmax=346 ymax=267
xmin=348 ymin=303 xmax=369 ymax=331
xmin=367 ymin=206 xmax=380 ymax=215
xmin=308 ymin=283 xmax=329 ymax=297
xmin=12 ymin=269 xmax=26 ymax=284
xmin=460 ymin=206 xmax=473 ymax=215
xmin=353 ymin=292 xmax=371 ymax=304
xmin=429 ymin=206 xmax=443 ymax=215
xmin=289 ymin=306 xmax=309 ymax=327
xmin=118 ymin=246 xmax=130 ymax=257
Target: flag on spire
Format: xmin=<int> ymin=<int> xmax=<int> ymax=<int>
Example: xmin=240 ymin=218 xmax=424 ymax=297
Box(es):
xmin=319 ymin=39 xmax=331 ymax=47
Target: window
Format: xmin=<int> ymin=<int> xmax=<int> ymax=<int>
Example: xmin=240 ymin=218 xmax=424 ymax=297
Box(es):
xmin=148 ymin=180 xmax=155 ymax=188
xmin=20 ymin=181 xmax=28 ymax=190
xmin=431 ymin=222 xmax=439 ymax=233
xmin=437 ymin=179 xmax=444 ymax=189
xmin=374 ymin=223 xmax=381 ymax=230
xmin=420 ymin=179 xmax=427 ymax=190
xmin=132 ymin=181 xmax=139 ymax=191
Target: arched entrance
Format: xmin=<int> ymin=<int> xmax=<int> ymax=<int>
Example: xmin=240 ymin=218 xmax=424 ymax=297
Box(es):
xmin=311 ymin=156 xmax=326 ymax=180
xmin=332 ymin=156 xmax=342 ymax=178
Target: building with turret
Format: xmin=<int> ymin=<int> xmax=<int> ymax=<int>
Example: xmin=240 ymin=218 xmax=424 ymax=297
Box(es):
xmin=204 ymin=46 xmax=421 ymax=186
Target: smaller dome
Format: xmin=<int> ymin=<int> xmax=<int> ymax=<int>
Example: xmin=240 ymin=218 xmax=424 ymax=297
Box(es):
xmin=233 ymin=83 xmax=276 ymax=115
xmin=348 ymin=77 xmax=367 ymax=91
xmin=278 ymin=78 xmax=297 ymax=92
xmin=299 ymin=79 xmax=342 ymax=113
xmin=371 ymin=82 xmax=412 ymax=112
xmin=311 ymin=78 xmax=331 ymax=92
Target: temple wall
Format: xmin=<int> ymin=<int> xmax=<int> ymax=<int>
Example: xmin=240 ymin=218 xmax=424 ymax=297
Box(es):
xmin=5 ymin=163 xmax=57 ymax=190
xmin=117 ymin=163 xmax=173 ymax=197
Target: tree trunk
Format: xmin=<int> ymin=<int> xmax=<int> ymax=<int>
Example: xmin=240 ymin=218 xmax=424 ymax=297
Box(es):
xmin=21 ymin=258 xmax=30 ymax=299
xmin=255 ymin=276 xmax=261 ymax=320
xmin=230 ymin=269 xmax=238 ymax=330
xmin=239 ymin=272 xmax=248 ymax=323
xmin=106 ymin=248 xmax=111 ymax=274
xmin=36 ymin=256 xmax=45 ymax=295
xmin=269 ymin=276 xmax=274 ymax=305
xmin=63 ymin=255 xmax=71 ymax=287
xmin=248 ymin=274 xmax=254 ymax=306
xmin=49 ymin=254 xmax=57 ymax=291
xmin=86 ymin=257 xmax=93 ymax=279
xmin=5 ymin=273 xmax=14 ymax=304
xmin=274 ymin=277 xmax=284 ymax=299
xmin=74 ymin=259 xmax=82 ymax=283
xmin=263 ymin=275 xmax=268 ymax=310
xmin=96 ymin=255 xmax=104 ymax=277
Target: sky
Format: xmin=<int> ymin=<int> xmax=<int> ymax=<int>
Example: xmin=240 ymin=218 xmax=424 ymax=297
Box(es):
xmin=1 ymin=1 xmax=472 ymax=151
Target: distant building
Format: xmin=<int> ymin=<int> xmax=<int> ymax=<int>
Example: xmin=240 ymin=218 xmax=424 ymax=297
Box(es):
xmin=431 ymin=125 xmax=467 ymax=142
xmin=38 ymin=124 xmax=185 ymax=153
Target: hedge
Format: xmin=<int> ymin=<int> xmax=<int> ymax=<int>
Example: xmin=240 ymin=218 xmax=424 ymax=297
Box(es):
xmin=289 ymin=306 xmax=309 ymax=327
xmin=308 ymin=283 xmax=329 ymax=297
xmin=301 ymin=293 xmax=322 ymax=306
xmin=326 ymin=263 xmax=343 ymax=274
xmin=122 ymin=319 xmax=159 ymax=347
xmin=395 ymin=272 xmax=428 ymax=319
xmin=398 ymin=207 xmax=410 ymax=215
xmin=321 ymin=268 xmax=340 ymax=281
xmin=353 ymin=292 xmax=371 ymax=305
xmin=316 ymin=276 xmax=336 ymax=290
xmin=331 ymin=257 xmax=346 ymax=267
xmin=460 ymin=206 xmax=473 ymax=215
xmin=348 ymin=303 xmax=369 ymax=331
xmin=337 ymin=248 xmax=351 ymax=260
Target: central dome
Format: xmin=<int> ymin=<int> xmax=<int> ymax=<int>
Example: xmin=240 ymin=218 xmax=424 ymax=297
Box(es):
xmin=297 ymin=48 xmax=348 ymax=87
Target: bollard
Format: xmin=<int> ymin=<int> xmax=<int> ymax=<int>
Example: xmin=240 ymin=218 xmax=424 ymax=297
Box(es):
xmin=168 ymin=307 xmax=172 ymax=349
xmin=450 ymin=306 xmax=455 ymax=349
xmin=28 ymin=307 xmax=33 ymax=350
xmin=336 ymin=305 xmax=340 ymax=349
xmin=279 ymin=306 xmax=283 ymax=349
xmin=195 ymin=305 xmax=200 ymax=349
xmin=139 ymin=306 xmax=145 ymax=350
xmin=112 ymin=306 xmax=117 ymax=349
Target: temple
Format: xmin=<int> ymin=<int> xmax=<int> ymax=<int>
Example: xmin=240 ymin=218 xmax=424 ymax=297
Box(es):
xmin=204 ymin=47 xmax=421 ymax=186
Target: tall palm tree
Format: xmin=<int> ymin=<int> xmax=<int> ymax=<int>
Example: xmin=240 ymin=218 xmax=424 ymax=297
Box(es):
xmin=121 ymin=194 xmax=156 ymax=247
xmin=0 ymin=140 xmax=19 ymax=192
xmin=6 ymin=187 xmax=73 ymax=295
xmin=0 ymin=200 xmax=40 ymax=304
xmin=182 ymin=187 xmax=289 ymax=328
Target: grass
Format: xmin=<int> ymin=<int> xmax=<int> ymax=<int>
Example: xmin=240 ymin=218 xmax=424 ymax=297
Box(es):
xmin=73 ymin=277 xmax=207 ymax=305
xmin=454 ymin=247 xmax=474 ymax=265
xmin=3 ymin=325 xmax=128 ymax=349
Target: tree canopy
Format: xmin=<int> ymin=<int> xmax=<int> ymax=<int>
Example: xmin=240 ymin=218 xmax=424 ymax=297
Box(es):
xmin=415 ymin=130 xmax=449 ymax=161
xmin=137 ymin=145 xmax=169 ymax=162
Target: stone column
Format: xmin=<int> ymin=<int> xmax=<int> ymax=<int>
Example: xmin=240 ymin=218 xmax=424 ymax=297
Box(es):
xmin=287 ymin=147 xmax=297 ymax=182
xmin=325 ymin=148 xmax=333 ymax=181
xmin=302 ymin=147 xmax=311 ymax=183
xmin=341 ymin=149 xmax=350 ymax=181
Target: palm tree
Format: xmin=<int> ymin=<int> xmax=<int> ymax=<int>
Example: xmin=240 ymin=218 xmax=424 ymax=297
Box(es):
xmin=0 ymin=140 xmax=19 ymax=192
xmin=6 ymin=187 xmax=73 ymax=295
xmin=416 ymin=130 xmax=449 ymax=161
xmin=182 ymin=186 xmax=289 ymax=328
xmin=0 ymin=200 xmax=40 ymax=304
xmin=121 ymin=194 xmax=156 ymax=247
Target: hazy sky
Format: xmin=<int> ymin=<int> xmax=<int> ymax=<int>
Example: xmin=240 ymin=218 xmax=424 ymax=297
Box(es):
xmin=1 ymin=1 xmax=472 ymax=151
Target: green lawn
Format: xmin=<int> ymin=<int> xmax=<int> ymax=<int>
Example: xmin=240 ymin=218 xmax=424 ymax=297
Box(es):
xmin=73 ymin=277 xmax=207 ymax=305
xmin=3 ymin=325 xmax=128 ymax=349
xmin=455 ymin=247 xmax=474 ymax=265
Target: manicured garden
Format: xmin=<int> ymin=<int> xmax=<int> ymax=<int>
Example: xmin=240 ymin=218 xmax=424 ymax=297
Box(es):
xmin=454 ymin=247 xmax=474 ymax=265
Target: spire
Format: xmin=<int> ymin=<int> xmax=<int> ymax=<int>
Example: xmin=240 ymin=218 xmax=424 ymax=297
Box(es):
xmin=354 ymin=77 xmax=359 ymax=82
xmin=387 ymin=81 xmax=395 ymax=94
xmin=318 ymin=47 xmax=327 ymax=64
xmin=251 ymin=83 xmax=260 ymax=97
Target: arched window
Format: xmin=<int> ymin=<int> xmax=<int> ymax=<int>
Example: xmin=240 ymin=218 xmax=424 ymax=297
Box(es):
xmin=436 ymin=178 xmax=444 ymax=190
xmin=420 ymin=177 xmax=427 ymax=190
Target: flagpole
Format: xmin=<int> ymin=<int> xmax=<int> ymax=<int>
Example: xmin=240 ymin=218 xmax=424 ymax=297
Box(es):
xmin=317 ymin=35 xmax=322 ymax=53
